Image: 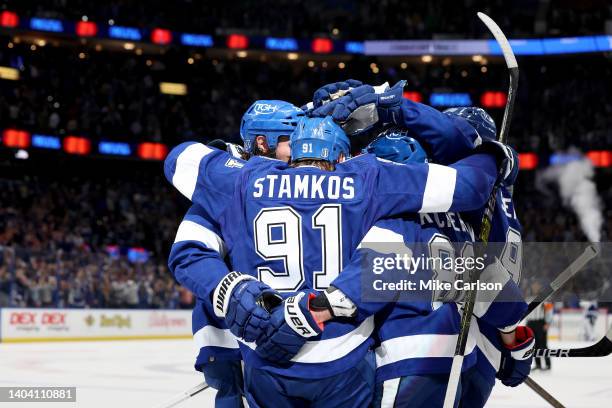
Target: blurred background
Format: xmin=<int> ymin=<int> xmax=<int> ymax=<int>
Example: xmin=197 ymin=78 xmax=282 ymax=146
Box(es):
xmin=0 ymin=0 xmax=610 ymax=322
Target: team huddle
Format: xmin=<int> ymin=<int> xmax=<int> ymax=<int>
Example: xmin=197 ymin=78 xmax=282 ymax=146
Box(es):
xmin=164 ymin=80 xmax=534 ymax=407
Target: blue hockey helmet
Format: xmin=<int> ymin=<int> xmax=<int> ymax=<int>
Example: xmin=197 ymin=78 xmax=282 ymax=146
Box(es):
xmin=240 ymin=100 xmax=304 ymax=153
xmin=443 ymin=107 xmax=497 ymax=142
xmin=290 ymin=116 xmax=350 ymax=163
xmin=363 ymin=127 xmax=427 ymax=164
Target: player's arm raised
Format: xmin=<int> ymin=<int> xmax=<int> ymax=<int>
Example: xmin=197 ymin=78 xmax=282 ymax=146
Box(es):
xmin=373 ymin=141 xmax=514 ymax=218
xmin=164 ymin=141 xmax=243 ymax=219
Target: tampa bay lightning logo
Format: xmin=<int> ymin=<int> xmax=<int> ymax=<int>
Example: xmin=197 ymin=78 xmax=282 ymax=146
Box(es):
xmin=253 ymin=103 xmax=278 ymax=115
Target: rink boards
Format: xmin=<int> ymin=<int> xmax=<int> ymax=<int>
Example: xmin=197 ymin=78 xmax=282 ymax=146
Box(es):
xmin=0 ymin=308 xmax=192 ymax=343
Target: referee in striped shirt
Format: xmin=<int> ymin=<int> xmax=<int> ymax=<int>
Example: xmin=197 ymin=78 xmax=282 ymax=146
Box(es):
xmin=526 ymin=289 xmax=553 ymax=370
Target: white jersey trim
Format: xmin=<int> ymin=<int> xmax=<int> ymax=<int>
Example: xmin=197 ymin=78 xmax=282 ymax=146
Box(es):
xmin=375 ymin=317 xmax=479 ymax=368
xmin=419 ymin=164 xmax=457 ymax=213
xmin=174 ymin=220 xmax=227 ymax=258
xmin=476 ymin=330 xmax=501 ymax=371
xmin=193 ymin=325 xmax=240 ymax=350
xmin=380 ymin=378 xmax=401 ymax=408
xmin=241 ymin=315 xmax=374 ymax=364
xmin=172 ymin=143 xmax=212 ymax=200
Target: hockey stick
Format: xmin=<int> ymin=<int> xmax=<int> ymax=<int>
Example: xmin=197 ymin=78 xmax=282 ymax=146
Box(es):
xmin=154 ymin=382 xmax=210 ymax=408
xmin=442 ymin=12 xmax=518 ymax=408
xmin=534 ymin=324 xmax=612 ymax=358
xmin=524 ymin=377 xmax=566 ymax=408
xmin=525 ymin=243 xmax=600 ymax=317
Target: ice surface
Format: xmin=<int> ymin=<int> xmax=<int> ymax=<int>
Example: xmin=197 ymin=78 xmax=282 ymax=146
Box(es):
xmin=0 ymin=339 xmax=609 ymax=407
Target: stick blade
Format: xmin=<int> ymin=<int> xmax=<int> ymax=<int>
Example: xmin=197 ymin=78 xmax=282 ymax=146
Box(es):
xmin=477 ymin=12 xmax=518 ymax=69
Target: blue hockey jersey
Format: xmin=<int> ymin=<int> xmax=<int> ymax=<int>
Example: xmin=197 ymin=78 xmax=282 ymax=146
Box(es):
xmin=464 ymin=186 xmax=525 ymax=383
xmin=164 ymin=142 xmax=499 ymax=378
xmin=169 ymin=203 xmax=241 ymax=370
xmin=331 ymin=212 xmax=482 ymax=383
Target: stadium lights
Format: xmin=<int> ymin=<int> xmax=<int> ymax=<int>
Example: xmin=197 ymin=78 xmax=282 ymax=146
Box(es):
xmin=586 ymin=151 xmax=612 ymax=167
xmin=236 ymin=50 xmax=248 ymax=58
xmin=138 ymin=142 xmax=168 ymax=160
xmin=15 ymin=149 xmax=29 ymax=160
xmin=159 ymin=82 xmax=187 ymax=95
xmin=76 ymin=21 xmax=98 ymax=37
xmin=481 ymin=66 xmax=488 ymax=73
xmin=518 ymin=153 xmax=538 ymax=169
xmin=403 ymin=91 xmax=423 ymax=103
xmin=287 ymin=53 xmax=299 ymax=60
xmin=472 ymin=54 xmax=483 ymax=62
xmin=109 ymin=26 xmax=142 ymax=41
xmin=338 ymin=62 xmax=346 ymax=69
xmin=2 ymin=129 xmax=30 ymax=148
xmin=0 ymin=66 xmax=19 ymax=80
xmin=307 ymin=60 xmax=315 ymax=68
xmin=400 ymin=62 xmax=407 ymax=69
xmin=63 ymin=136 xmax=91 ymax=155
xmin=32 ymin=134 xmax=61 ymax=149
xmin=29 ymin=17 xmax=64 ymax=33
xmin=311 ymin=38 xmax=333 ymax=54
xmin=227 ymin=34 xmax=248 ymax=49
xmin=421 ymin=55 xmax=433 ymax=63
xmin=151 ymin=28 xmax=172 ymax=45
xmin=0 ymin=11 xmax=19 ymax=28
xmin=123 ymin=42 xmax=135 ymax=50
xmin=99 ymin=141 xmax=131 ymax=156
xmin=187 ymin=57 xmax=195 ymax=64
xmin=480 ymin=91 xmax=506 ymax=108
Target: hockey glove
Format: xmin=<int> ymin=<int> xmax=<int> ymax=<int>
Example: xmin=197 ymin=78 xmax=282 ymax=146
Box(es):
xmin=475 ymin=140 xmax=517 ymax=186
xmin=311 ymin=81 xmax=406 ymax=135
xmin=312 ymin=79 xmax=363 ymax=108
xmin=309 ymin=286 xmax=357 ymax=319
xmin=496 ymin=325 xmax=535 ymax=387
xmin=255 ymin=291 xmax=323 ymax=364
xmin=212 ymin=271 xmax=280 ymax=343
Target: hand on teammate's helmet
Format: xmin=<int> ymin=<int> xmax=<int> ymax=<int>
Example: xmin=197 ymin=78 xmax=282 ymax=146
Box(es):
xmin=496 ymin=325 xmax=535 ymax=387
xmin=310 ymin=81 xmax=406 ymax=135
xmin=312 ymin=79 xmax=363 ymax=108
xmin=255 ymin=291 xmax=324 ymax=364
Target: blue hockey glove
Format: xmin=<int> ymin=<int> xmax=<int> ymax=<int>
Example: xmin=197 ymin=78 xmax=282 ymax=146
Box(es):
xmin=312 ymin=79 xmax=363 ymax=108
xmin=476 ymin=140 xmax=517 ymax=186
xmin=497 ymin=326 xmax=535 ymax=387
xmin=311 ymin=81 xmax=406 ymax=135
xmin=255 ymin=291 xmax=323 ymax=364
xmin=212 ymin=271 xmax=280 ymax=343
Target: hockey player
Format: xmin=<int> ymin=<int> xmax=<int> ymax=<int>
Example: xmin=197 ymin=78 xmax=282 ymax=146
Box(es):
xmin=169 ymin=100 xmax=303 ymax=407
xmin=309 ymin=88 xmax=532 ymax=406
xmin=239 ymin=100 xmax=304 ymax=161
xmin=447 ymin=107 xmax=534 ymax=407
xmin=305 ymin=128 xmax=528 ymax=408
xmin=164 ymin=109 xmax=510 ymax=406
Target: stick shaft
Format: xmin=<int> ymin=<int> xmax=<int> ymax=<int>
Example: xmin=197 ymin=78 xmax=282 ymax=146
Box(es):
xmin=524 ymin=377 xmax=566 ymax=408
xmin=155 ymin=382 xmax=210 ymax=408
xmin=526 ymin=244 xmax=599 ymax=316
